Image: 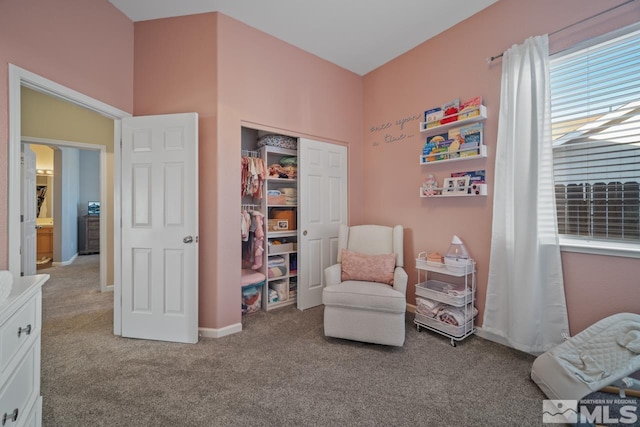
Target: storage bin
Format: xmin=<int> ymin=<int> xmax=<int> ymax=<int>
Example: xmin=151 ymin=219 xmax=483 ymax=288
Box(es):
xmin=415 ymin=280 xmax=473 ymax=307
xmin=268 ymin=195 xmax=286 ymax=205
xmin=269 ymin=280 xmax=288 ymax=302
xmin=269 ymin=242 xmax=294 ymax=254
xmin=257 ymin=134 xmax=297 ymax=150
xmin=414 ymin=312 xmax=473 ymax=337
xmin=241 ymin=282 xmax=264 ymax=315
xmin=268 ymin=219 xmax=290 ymax=231
xmin=270 ymin=208 xmax=296 ymax=230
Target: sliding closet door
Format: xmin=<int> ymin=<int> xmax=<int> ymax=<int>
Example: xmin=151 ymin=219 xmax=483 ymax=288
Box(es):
xmin=298 ymin=139 xmax=347 ymax=310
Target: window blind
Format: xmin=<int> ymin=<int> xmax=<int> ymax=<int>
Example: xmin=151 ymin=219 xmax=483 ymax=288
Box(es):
xmin=550 ymin=26 xmax=640 ymax=243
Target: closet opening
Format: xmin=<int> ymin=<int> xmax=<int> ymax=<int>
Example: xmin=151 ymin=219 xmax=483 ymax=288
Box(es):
xmin=241 ymin=127 xmax=299 ymax=316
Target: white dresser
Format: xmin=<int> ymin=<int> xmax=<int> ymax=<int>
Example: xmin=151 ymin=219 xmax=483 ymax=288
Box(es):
xmin=0 ymin=274 xmax=48 ymax=427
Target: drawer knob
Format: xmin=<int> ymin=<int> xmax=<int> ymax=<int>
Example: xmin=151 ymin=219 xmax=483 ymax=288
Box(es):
xmin=17 ymin=324 xmax=31 ymax=338
xmin=1 ymin=409 xmax=18 ymax=426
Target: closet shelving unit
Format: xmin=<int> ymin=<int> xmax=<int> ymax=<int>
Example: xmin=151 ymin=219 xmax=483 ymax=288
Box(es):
xmin=241 ymin=148 xmax=267 ymax=315
xmin=418 ymin=105 xmax=488 ymax=198
xmin=414 ymin=252 xmax=476 ymax=346
xmin=262 ymin=145 xmax=298 ymax=311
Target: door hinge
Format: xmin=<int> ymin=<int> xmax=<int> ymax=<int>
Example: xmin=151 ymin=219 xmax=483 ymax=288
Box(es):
xmin=20 ymin=214 xmax=23 ymax=223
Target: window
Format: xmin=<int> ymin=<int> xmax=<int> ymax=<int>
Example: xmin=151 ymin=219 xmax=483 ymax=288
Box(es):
xmin=549 ymin=25 xmax=640 ymax=256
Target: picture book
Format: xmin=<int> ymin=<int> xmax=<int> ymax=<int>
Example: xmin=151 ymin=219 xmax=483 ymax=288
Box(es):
xmin=451 ymin=170 xmax=486 ymax=193
xmin=422 ymin=133 xmax=449 ymax=162
xmin=441 ymin=99 xmax=460 ymax=124
xmin=424 ymin=107 xmax=443 ymax=129
xmin=451 ymin=169 xmax=485 ymax=183
xmin=458 ymin=123 xmax=483 ymax=157
xmin=458 ymin=96 xmax=483 ymax=119
xmin=435 ymin=140 xmax=453 ymax=161
xmin=447 ymin=127 xmax=461 ymax=140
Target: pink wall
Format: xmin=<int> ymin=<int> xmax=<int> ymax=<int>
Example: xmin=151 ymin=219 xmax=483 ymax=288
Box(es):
xmin=0 ymin=0 xmax=133 ymax=269
xmin=363 ymin=0 xmax=640 ymax=334
xmin=133 ymin=13 xmax=218 ymax=328
xmin=5 ymin=0 xmax=635 ymax=337
xmin=134 ymin=13 xmax=363 ymax=330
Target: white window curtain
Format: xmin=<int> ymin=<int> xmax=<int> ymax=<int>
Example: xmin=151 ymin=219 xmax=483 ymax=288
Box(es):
xmin=483 ymin=35 xmax=569 ymax=354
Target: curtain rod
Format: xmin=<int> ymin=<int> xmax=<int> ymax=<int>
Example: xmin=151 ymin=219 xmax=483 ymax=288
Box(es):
xmin=486 ymin=0 xmax=638 ymax=63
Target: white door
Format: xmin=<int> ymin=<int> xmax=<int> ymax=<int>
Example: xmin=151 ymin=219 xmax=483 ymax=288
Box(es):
xmin=298 ymin=138 xmax=348 ymax=310
xmin=21 ymin=145 xmax=37 ymax=277
xmin=121 ymin=113 xmax=199 ymax=343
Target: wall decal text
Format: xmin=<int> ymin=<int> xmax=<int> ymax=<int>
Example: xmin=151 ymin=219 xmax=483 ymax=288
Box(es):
xmin=370 ymin=113 xmax=421 ymax=147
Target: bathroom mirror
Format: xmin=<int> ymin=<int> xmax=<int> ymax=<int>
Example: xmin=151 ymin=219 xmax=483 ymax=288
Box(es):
xmin=36 ymin=174 xmax=54 ymax=218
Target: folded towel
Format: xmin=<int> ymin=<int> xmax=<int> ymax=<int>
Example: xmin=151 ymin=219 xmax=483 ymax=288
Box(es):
xmin=415 ymin=297 xmax=444 ymax=318
xmin=436 ymin=305 xmax=478 ymax=326
xmin=0 ymin=270 xmax=13 ymax=302
xmin=268 ymin=256 xmax=286 ymax=267
xmin=268 ymin=266 xmax=287 ymax=278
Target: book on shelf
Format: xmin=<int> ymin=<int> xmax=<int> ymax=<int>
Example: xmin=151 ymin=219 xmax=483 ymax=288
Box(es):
xmin=458 ymin=122 xmax=483 ymax=157
xmin=422 ymin=133 xmax=449 ymax=162
xmin=458 ymin=96 xmax=483 ymax=119
xmin=424 ymin=107 xmax=443 ymax=129
xmin=441 ymin=98 xmax=460 ymax=124
xmin=451 ymin=170 xmax=486 ymax=194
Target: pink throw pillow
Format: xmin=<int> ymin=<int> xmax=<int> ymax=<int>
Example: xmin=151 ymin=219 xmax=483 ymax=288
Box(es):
xmin=340 ymin=249 xmax=396 ymax=285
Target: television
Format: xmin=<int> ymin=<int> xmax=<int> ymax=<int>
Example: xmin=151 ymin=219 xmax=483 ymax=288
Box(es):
xmin=88 ymin=201 xmax=100 ymax=216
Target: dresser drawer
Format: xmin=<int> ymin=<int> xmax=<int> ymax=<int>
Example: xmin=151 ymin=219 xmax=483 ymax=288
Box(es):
xmin=0 ymin=339 xmax=39 ymax=427
xmin=22 ymin=396 xmax=41 ymax=427
xmin=0 ymin=294 xmax=39 ymax=377
xmin=86 ymin=218 xmax=100 ymax=231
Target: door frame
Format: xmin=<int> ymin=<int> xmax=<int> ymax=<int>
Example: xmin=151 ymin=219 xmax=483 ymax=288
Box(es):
xmin=8 ymin=64 xmax=130 ymax=334
xmin=21 ymin=136 xmax=109 ymax=292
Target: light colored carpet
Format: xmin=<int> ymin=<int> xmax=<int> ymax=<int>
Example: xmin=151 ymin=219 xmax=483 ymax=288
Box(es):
xmin=39 ymin=255 xmax=546 ymax=426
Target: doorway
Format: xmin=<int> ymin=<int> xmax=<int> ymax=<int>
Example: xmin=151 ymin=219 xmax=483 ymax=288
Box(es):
xmin=23 ymin=141 xmax=106 ymax=289
xmin=8 ymin=64 xmax=130 ymax=335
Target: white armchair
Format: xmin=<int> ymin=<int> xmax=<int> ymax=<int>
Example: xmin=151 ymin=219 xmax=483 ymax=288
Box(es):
xmin=322 ymin=224 xmax=407 ymax=346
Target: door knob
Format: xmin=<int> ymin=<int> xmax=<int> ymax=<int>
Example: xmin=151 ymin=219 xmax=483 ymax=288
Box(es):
xmin=183 ymin=236 xmax=193 ymax=244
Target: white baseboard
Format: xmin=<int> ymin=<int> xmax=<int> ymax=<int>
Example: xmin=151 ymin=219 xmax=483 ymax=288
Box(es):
xmin=52 ymin=253 xmax=78 ymax=267
xmin=199 ymin=323 xmax=243 ymax=339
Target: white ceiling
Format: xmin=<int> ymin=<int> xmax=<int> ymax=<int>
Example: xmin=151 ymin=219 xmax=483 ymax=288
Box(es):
xmin=108 ymin=0 xmax=498 ymax=75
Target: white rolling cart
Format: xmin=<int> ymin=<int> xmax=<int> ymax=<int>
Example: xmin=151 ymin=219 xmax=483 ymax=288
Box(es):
xmin=414 ymin=252 xmax=476 ymax=346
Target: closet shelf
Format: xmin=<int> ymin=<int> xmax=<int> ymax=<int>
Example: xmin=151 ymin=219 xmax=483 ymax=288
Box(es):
xmin=269 ymin=272 xmax=297 ymax=280
xmin=267 ymin=298 xmax=296 ymax=309
xmin=267 ymin=177 xmax=296 ymax=183
xmin=261 ymin=146 xmax=297 ymax=156
xmin=268 ymin=230 xmax=297 ymax=238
